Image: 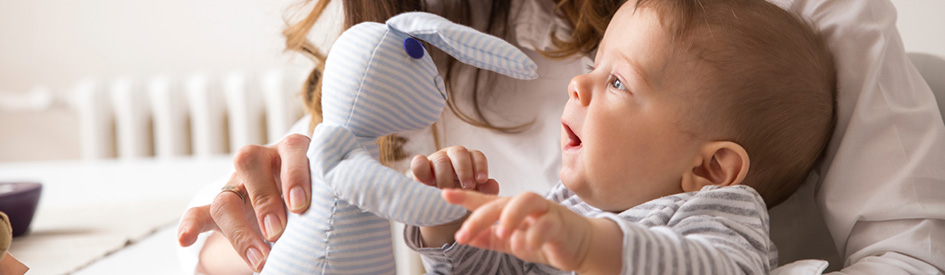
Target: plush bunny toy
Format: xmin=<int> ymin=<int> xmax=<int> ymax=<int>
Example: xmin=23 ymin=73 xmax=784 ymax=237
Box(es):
xmin=260 ymin=12 xmax=537 ymax=274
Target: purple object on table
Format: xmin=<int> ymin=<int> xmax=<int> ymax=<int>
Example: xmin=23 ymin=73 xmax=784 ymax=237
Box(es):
xmin=0 ymin=182 xmax=42 ymax=237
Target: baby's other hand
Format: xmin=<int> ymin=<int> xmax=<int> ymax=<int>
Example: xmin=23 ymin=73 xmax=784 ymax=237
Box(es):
xmin=444 ymin=189 xmax=596 ymax=272
xmin=410 ymin=146 xmax=498 ymax=194
xmin=411 ymin=146 xmax=498 ymax=247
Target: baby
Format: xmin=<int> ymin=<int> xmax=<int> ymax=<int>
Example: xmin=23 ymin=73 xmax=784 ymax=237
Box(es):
xmin=406 ymin=0 xmax=835 ymax=273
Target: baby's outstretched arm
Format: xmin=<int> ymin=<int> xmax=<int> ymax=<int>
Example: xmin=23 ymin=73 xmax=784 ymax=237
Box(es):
xmin=443 ymin=186 xmax=773 ymax=274
xmin=443 ymin=189 xmax=622 ymax=274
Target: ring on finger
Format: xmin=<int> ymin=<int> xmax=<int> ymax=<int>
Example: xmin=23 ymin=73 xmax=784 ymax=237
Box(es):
xmin=219 ymin=184 xmax=247 ymax=204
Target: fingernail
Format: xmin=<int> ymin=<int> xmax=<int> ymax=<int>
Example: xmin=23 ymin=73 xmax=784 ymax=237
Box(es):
xmin=289 ymin=186 xmax=306 ymax=211
xmin=264 ymin=215 xmax=283 ymax=240
xmin=476 ymin=172 xmax=487 ymax=183
xmin=177 ymin=231 xmax=187 ymax=245
xmin=455 ymin=230 xmax=467 ymax=243
xmin=462 ymin=179 xmax=475 ymax=189
xmin=246 ymin=247 xmax=265 ymax=271
xmin=495 ymin=225 xmax=507 ymax=239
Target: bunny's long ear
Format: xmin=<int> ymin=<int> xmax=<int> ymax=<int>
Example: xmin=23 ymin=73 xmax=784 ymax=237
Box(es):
xmin=387 ymin=12 xmax=538 ymax=80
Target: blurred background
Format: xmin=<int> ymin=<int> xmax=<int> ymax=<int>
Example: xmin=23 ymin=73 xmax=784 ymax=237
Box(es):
xmin=0 ymin=1 xmax=941 ymax=274
xmin=0 ymin=1 xmax=345 ymax=274
xmin=0 ymin=0 xmax=343 ymax=162
xmin=0 ymin=0 xmax=942 ymax=162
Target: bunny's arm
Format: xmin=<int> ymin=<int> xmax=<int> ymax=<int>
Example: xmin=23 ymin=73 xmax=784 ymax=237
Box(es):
xmin=324 ymin=150 xmax=467 ymax=226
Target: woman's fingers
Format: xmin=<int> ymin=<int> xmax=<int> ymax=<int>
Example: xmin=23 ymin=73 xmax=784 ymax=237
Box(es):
xmin=275 ymin=134 xmax=312 ymax=213
xmin=198 ymin=233 xmax=255 ymax=274
xmin=446 ymin=146 xmax=476 ymax=189
xmin=177 ymin=204 xmax=218 ymax=247
xmin=209 ymin=186 xmax=270 ymax=272
xmin=206 ymin=134 xmax=311 ymax=272
xmin=233 ymin=145 xmax=286 ymax=242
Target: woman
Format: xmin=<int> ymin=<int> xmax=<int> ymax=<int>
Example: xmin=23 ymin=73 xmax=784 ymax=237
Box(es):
xmin=178 ymin=0 xmax=945 ymax=274
xmin=179 ymin=0 xmax=618 ymax=273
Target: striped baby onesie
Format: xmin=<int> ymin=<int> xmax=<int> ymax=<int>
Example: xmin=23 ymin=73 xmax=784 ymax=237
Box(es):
xmin=405 ymin=184 xmax=777 ymax=274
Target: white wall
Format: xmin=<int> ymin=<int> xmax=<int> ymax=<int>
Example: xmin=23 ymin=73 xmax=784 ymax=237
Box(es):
xmin=890 ymin=0 xmax=945 ymax=58
xmin=0 ymin=0 xmax=340 ymax=162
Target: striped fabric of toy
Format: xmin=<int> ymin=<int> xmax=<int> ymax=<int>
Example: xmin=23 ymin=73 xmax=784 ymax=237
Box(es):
xmin=260 ymin=12 xmax=537 ymax=275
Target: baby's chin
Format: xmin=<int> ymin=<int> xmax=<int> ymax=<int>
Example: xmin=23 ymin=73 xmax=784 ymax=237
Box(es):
xmin=559 ymin=178 xmax=635 ymax=213
xmin=559 ymin=152 xmax=582 ymax=181
xmin=559 ymin=176 xmax=590 ymax=199
xmin=559 ymin=167 xmax=582 ymax=189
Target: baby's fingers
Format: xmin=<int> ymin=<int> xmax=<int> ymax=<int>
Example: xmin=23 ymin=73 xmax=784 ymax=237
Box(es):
xmin=446 ymin=146 xmax=476 ymax=189
xmin=475 ymin=178 xmax=500 ymax=195
xmin=410 ymin=155 xmax=436 ymax=187
xmin=464 ymin=225 xmax=503 ymax=250
xmin=442 ymin=189 xmax=505 ymax=243
xmin=441 ymin=188 xmax=499 ymax=210
xmin=429 ymin=150 xmax=458 ymax=189
xmin=497 ymin=193 xmax=549 ymax=239
xmin=469 ymin=149 xmax=489 ymax=184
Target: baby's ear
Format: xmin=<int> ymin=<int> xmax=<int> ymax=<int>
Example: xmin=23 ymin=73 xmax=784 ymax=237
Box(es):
xmin=681 ymin=141 xmax=750 ymax=192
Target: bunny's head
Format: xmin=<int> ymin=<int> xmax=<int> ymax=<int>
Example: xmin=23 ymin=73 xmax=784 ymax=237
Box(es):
xmin=320 ymin=12 xmax=538 ymax=139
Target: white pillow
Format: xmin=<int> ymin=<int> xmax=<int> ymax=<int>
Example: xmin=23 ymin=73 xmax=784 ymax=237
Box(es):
xmin=768 ymin=0 xmax=945 ymax=273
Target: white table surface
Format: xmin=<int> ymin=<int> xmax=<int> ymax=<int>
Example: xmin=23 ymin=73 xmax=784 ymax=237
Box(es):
xmin=1 ymin=156 xmax=232 ymax=275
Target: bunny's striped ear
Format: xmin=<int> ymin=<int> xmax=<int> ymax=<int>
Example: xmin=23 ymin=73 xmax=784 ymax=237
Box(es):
xmin=387 ymin=12 xmax=538 ymax=80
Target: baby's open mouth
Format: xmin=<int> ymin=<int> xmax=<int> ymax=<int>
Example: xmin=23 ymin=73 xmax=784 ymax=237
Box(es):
xmin=565 ymin=124 xmax=582 ymax=147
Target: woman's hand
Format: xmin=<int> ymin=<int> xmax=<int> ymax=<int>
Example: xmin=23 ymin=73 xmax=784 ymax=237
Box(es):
xmin=409 ymin=146 xmax=500 ymax=247
xmin=177 ymin=133 xmax=313 ymax=273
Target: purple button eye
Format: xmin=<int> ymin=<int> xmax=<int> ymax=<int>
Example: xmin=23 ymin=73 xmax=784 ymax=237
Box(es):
xmin=403 ymin=37 xmax=424 ymax=59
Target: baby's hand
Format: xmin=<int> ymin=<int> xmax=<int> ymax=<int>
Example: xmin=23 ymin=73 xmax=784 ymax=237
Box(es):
xmin=410 ymin=146 xmax=498 ymax=193
xmin=443 ymin=189 xmax=596 ymax=272
xmin=410 ymin=146 xmax=500 ymax=248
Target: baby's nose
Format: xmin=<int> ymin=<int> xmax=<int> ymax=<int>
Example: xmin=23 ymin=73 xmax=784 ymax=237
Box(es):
xmin=568 ymin=74 xmax=592 ymax=106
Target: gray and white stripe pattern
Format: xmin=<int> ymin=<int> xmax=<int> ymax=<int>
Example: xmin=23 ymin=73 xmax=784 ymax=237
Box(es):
xmin=320 ymin=22 xmax=446 ymax=140
xmin=263 ymin=125 xmax=468 ymax=275
xmin=386 ymin=12 xmax=538 ymax=80
xmin=262 ymin=11 xmax=538 ymax=275
xmin=406 ymin=184 xmax=777 ymax=274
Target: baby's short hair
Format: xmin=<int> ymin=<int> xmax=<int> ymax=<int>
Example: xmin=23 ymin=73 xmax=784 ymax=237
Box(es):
xmin=635 ymin=0 xmax=837 ymax=208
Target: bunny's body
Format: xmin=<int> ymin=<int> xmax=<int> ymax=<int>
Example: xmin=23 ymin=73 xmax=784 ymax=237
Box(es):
xmin=260 ymin=12 xmax=536 ymax=274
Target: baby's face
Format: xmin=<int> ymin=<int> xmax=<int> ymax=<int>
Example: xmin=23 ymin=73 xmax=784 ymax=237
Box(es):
xmin=559 ymin=3 xmax=709 ymax=212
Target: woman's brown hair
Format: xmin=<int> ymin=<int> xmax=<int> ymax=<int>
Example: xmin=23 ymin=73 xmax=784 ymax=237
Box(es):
xmin=283 ymin=0 xmax=623 ymax=165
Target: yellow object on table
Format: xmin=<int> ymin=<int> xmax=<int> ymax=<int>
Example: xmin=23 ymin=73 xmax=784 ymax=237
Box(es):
xmin=1 ymin=211 xmax=29 ymax=275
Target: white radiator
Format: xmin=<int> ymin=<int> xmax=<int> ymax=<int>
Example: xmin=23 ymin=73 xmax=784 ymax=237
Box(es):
xmin=73 ymin=70 xmax=306 ymax=160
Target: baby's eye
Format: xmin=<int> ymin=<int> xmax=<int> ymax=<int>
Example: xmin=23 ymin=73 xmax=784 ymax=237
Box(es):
xmin=609 ymin=76 xmax=626 ymax=91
